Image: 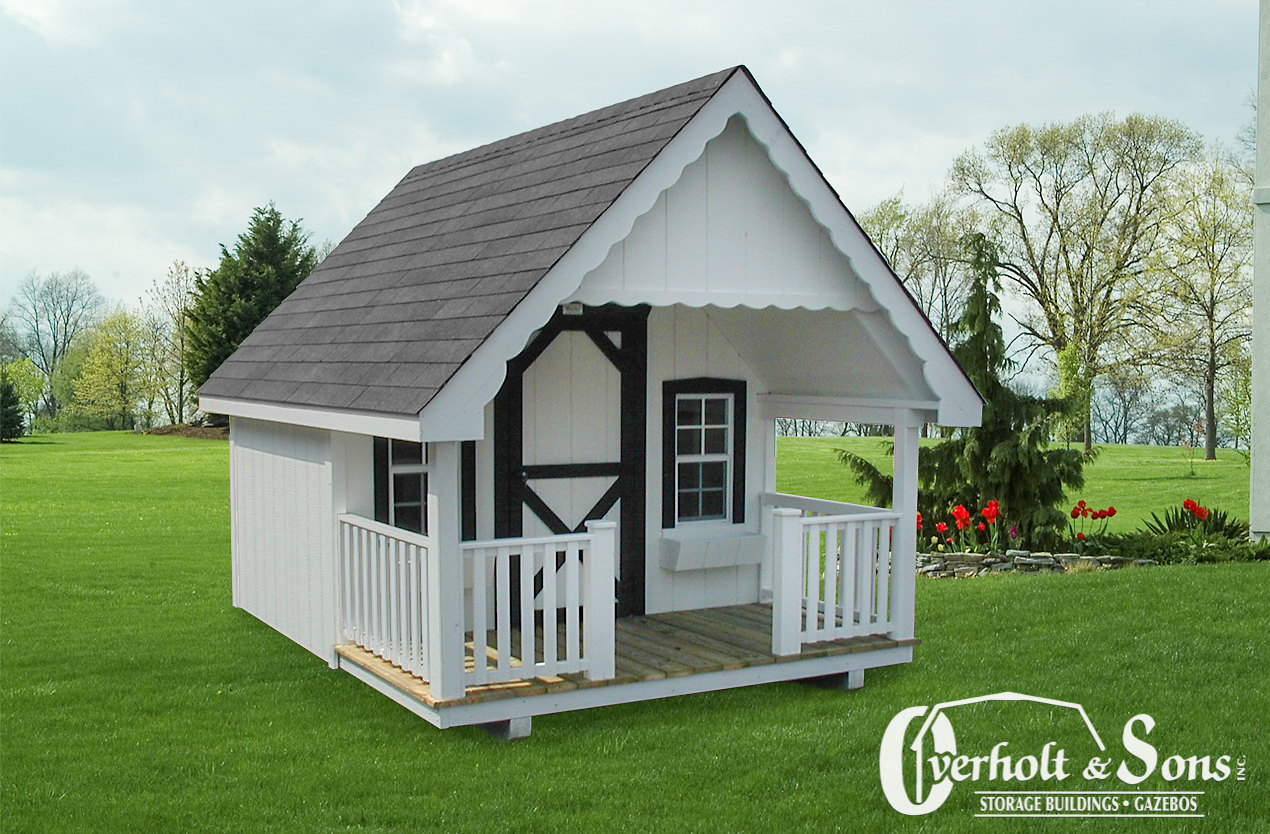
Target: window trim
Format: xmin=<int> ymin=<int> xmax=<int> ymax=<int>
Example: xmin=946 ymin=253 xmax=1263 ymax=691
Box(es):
xmin=661 ymin=378 xmax=746 ymax=528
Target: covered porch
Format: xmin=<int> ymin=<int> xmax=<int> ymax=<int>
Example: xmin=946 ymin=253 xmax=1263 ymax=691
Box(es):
xmin=331 ymin=487 xmax=917 ymax=731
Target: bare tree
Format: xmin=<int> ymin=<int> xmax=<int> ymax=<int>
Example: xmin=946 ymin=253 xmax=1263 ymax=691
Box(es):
xmin=951 ymin=113 xmax=1201 ymax=452
xmin=7 ymin=269 xmax=104 ymax=414
xmin=858 ymin=190 xmax=977 ymax=343
xmin=1090 ymin=366 xmax=1153 ymax=444
xmin=144 ymin=260 xmax=199 ymax=424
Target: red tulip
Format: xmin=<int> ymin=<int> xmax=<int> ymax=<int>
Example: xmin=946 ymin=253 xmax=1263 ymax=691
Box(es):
xmin=977 ymin=522 xmax=986 ymax=532
xmin=1107 ymin=506 xmax=1116 ymax=517
xmin=1077 ymin=532 xmax=1085 ymax=540
xmin=935 ymin=522 xmax=948 ymax=533
xmin=1071 ymin=507 xmax=1080 ymax=519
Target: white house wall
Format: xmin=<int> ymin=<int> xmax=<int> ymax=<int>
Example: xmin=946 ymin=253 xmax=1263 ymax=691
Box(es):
xmin=230 ymin=417 xmax=337 ymax=664
xmin=573 ymin=115 xmax=877 ymax=313
xmin=644 ymin=305 xmax=767 ymax=614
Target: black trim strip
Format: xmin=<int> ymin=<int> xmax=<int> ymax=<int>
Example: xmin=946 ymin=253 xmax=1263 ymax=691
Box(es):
xmin=584 ymin=328 xmax=626 ymax=371
xmin=523 ymin=462 xmax=622 ymax=479
xmin=461 ymin=440 xmax=477 ymax=541
xmin=521 ymin=484 xmax=572 ymax=536
xmin=373 ymin=437 xmax=389 ymax=524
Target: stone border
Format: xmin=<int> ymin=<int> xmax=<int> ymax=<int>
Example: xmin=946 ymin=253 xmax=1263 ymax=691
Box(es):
xmin=916 ymin=549 xmax=1156 ymax=578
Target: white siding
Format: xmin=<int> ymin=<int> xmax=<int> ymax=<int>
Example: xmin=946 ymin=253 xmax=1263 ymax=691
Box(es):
xmin=230 ymin=417 xmax=337 ymax=664
xmin=574 ymin=115 xmax=874 ymax=312
xmin=644 ymin=306 xmax=767 ymax=614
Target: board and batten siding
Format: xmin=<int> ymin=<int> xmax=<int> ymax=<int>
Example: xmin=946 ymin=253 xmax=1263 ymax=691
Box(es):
xmin=644 ymin=305 xmax=767 ymax=615
xmin=230 ymin=417 xmax=338 ymax=665
xmin=573 ymin=114 xmax=877 ymax=313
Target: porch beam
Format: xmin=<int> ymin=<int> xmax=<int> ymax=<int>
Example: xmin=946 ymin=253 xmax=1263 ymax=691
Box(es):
xmin=427 ymin=441 xmax=466 ymax=700
xmin=890 ymin=408 xmax=920 ymax=642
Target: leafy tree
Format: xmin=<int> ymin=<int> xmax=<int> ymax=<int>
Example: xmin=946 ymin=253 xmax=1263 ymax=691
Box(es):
xmin=0 ymin=367 xmax=25 ymax=441
xmin=1 ymin=357 xmax=43 ymax=425
xmin=838 ymin=235 xmax=1087 ymax=550
xmin=1220 ymin=345 xmax=1252 ymax=461
xmin=951 ymin=113 xmax=1201 ymax=452
xmin=6 ymin=268 xmax=103 ymax=415
xmin=185 ymin=203 xmax=318 ymax=391
xmin=74 ymin=308 xmax=151 ymax=430
xmin=1138 ymin=149 xmax=1252 ymax=460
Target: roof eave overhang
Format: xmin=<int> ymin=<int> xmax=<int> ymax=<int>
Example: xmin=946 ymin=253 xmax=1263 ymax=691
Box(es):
xmin=198 ymin=395 xmax=422 ymax=442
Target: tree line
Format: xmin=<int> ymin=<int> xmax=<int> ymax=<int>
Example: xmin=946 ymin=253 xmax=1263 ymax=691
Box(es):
xmin=1 ymin=204 xmax=321 ymax=437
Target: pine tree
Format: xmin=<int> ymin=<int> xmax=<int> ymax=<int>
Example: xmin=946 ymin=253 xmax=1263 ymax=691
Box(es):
xmin=0 ymin=369 xmax=26 ymax=441
xmin=185 ymin=203 xmax=318 ymax=390
xmin=837 ymin=234 xmax=1088 ymax=550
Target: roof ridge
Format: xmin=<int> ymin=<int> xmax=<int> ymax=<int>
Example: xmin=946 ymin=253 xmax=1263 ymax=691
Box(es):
xmin=402 ymin=67 xmax=738 ymax=184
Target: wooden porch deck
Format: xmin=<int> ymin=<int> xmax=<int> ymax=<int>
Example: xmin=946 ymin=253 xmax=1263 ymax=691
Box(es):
xmin=335 ymin=602 xmax=917 ymax=711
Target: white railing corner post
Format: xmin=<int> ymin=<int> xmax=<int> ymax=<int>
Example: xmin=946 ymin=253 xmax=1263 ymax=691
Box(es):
xmin=583 ymin=520 xmax=617 ymax=681
xmin=771 ymin=507 xmax=803 ymax=656
xmin=427 ymin=441 xmax=466 ymax=700
xmin=890 ymin=409 xmax=921 ymax=641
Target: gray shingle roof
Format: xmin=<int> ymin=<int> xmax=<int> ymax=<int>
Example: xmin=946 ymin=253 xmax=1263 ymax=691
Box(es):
xmin=201 ymin=67 xmax=740 ymax=417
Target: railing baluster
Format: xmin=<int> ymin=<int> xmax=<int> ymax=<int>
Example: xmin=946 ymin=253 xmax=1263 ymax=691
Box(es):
xmin=496 ymin=546 xmax=512 ymax=678
xmin=541 ymin=543 xmax=558 ymax=676
xmin=824 ymin=522 xmax=839 ymax=636
xmin=470 ymin=546 xmax=488 ymax=683
xmin=565 ymin=542 xmax=580 ymax=665
xmin=520 ymin=544 xmax=537 ymax=673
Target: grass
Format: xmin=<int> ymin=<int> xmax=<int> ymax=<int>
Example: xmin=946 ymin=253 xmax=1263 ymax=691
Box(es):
xmin=3 ymin=432 xmax=1268 ymax=832
xmin=777 ymin=436 xmax=1253 ymax=533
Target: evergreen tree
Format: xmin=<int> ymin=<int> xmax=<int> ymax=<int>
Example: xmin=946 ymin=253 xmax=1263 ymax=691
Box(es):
xmin=838 ymin=234 xmax=1088 ymax=550
xmin=0 ymin=368 xmax=26 ymax=441
xmin=185 ymin=203 xmax=318 ymax=390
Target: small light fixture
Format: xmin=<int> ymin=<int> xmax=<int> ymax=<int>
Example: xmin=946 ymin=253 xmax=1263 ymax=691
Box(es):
xmin=561 ymin=301 xmax=584 ymax=316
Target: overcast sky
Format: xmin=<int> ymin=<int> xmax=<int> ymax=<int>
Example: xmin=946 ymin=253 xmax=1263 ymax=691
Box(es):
xmin=0 ymin=0 xmax=1258 ymax=308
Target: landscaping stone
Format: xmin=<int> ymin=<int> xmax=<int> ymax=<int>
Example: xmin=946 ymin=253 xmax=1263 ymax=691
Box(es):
xmin=1005 ymin=549 xmax=1029 ymax=559
xmin=992 ymin=562 xmax=1014 ymax=571
xmin=1135 ymin=559 xmax=1156 ymax=567
xmin=1079 ymin=556 xmax=1102 ymax=569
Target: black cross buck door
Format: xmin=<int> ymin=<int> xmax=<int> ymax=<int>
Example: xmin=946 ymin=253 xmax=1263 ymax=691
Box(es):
xmin=493 ymin=305 xmax=649 ymax=618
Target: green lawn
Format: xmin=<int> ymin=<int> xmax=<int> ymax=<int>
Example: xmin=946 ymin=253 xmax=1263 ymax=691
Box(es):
xmin=777 ymin=436 xmax=1253 ymax=532
xmin=2 ymin=432 xmax=1267 ymax=832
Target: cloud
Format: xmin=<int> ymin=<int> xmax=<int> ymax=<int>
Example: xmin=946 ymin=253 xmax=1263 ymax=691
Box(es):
xmin=0 ymin=0 xmax=134 ymax=44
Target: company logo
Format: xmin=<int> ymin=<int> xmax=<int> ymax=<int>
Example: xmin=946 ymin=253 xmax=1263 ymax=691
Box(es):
xmin=878 ymin=692 xmax=1246 ymax=818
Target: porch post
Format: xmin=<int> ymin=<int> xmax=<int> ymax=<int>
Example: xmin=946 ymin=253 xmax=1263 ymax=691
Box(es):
xmin=427 ymin=440 xmax=466 ymax=700
xmin=770 ymin=507 xmax=803 ymax=656
xmin=890 ymin=408 xmax=920 ymax=641
xmin=583 ymin=520 xmax=617 ymax=680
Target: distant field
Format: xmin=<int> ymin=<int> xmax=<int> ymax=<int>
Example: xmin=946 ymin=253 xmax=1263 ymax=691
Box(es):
xmin=2 ymin=431 xmax=1268 ymax=832
xmin=776 ymin=436 xmax=1252 ymax=532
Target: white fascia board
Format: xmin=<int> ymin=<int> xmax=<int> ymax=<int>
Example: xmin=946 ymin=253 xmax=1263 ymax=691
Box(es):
xmin=199 ymin=395 xmax=421 ymax=442
xmin=418 ymin=69 xmax=982 ymax=438
xmin=758 ymin=394 xmax=939 ymax=426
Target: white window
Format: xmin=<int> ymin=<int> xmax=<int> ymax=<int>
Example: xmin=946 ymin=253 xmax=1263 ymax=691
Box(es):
xmin=675 ymin=394 xmax=732 ymax=522
xmin=388 ymin=440 xmax=427 ymax=534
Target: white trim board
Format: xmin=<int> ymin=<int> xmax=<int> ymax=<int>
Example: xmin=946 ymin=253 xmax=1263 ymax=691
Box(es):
xmin=201 ymin=395 xmax=422 ymax=441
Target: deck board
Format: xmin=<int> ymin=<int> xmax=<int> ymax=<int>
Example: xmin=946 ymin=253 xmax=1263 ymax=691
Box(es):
xmin=335 ymin=602 xmax=917 ymax=710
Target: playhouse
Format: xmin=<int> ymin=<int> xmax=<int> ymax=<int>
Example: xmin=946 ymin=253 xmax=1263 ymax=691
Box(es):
xmin=199 ymin=66 xmax=982 ymax=737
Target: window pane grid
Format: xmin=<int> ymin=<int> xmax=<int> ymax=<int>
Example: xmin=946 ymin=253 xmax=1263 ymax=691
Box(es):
xmin=674 ymin=394 xmax=732 ymax=523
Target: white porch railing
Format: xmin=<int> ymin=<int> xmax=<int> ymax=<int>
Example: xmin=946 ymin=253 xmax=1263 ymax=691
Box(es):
xmin=337 ymin=513 xmax=433 ymax=678
xmin=461 ymin=521 xmax=616 ymax=686
xmin=337 ymin=513 xmax=616 ymax=693
xmin=763 ymin=493 xmax=901 ymax=656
